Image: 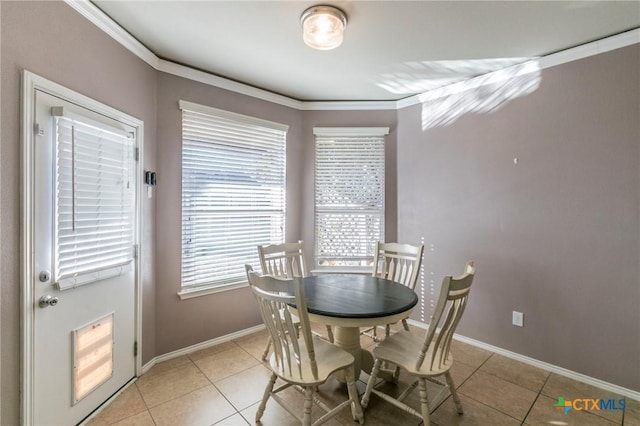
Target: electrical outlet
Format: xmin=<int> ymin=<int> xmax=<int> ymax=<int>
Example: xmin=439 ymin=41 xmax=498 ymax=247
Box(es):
xmin=512 ymin=311 xmax=524 ymax=327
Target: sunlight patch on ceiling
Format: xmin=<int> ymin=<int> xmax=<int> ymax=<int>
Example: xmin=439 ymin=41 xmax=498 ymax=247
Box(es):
xmin=418 ymin=60 xmax=541 ymax=130
xmin=376 ymin=58 xmax=532 ymax=95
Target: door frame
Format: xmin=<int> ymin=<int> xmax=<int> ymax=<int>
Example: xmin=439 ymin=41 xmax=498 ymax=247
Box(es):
xmin=20 ymin=70 xmax=144 ymax=425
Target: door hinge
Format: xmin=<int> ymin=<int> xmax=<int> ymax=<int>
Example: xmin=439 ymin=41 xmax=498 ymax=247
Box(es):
xmin=134 ymin=147 xmax=139 ymax=162
xmin=134 ymin=341 xmax=138 ymax=357
xmin=133 ymin=244 xmax=138 ymax=259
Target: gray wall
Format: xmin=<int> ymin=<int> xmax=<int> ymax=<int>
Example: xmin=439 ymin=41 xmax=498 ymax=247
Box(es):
xmin=397 ymin=45 xmax=640 ymax=391
xmin=153 ymin=72 xmax=305 ymax=355
xmin=1 ymin=2 xmax=157 ymax=424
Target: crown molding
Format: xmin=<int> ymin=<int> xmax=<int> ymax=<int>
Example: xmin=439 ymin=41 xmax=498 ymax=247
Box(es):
xmin=300 ymin=100 xmax=398 ymax=111
xmin=157 ymin=60 xmax=304 ymax=110
xmin=64 ymin=0 xmax=159 ymax=69
xmin=156 ymin=60 xmax=398 ymax=111
xmin=66 ymin=0 xmax=638 ymax=112
xmin=539 ymin=27 xmax=639 ymax=70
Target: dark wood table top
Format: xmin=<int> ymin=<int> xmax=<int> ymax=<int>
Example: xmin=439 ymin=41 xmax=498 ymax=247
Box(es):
xmin=302 ymin=274 xmax=418 ymax=319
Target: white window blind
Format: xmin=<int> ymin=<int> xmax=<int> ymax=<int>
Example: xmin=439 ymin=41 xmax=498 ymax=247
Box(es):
xmin=53 ymin=110 xmax=136 ymax=290
xmin=180 ymin=101 xmax=287 ymax=289
xmin=314 ymin=128 xmax=387 ymax=268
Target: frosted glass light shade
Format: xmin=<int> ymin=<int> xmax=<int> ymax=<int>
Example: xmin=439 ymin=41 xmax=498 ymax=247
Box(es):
xmin=301 ymin=6 xmax=347 ymax=50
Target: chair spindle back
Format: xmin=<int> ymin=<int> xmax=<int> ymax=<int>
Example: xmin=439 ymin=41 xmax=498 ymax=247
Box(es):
xmin=372 ymin=242 xmax=424 ymax=289
xmin=258 ymin=241 xmax=308 ymax=278
xmin=415 ymin=261 xmax=475 ymax=372
xmin=245 ymin=265 xmax=317 ymax=381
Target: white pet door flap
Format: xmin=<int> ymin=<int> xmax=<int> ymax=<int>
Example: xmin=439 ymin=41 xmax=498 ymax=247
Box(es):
xmin=73 ymin=313 xmax=114 ymax=404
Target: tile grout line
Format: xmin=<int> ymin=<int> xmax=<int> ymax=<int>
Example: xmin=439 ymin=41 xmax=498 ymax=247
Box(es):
xmin=453 ymin=353 xmax=529 ymax=424
xmin=138 ymin=380 xmax=159 ymax=426
xmin=129 ymin=381 xmax=156 ymax=426
xmin=427 ymin=353 xmax=491 ymax=416
xmin=190 ymin=339 xmax=275 ymax=424
xmin=188 ymin=341 xmax=247 ymax=420
xmin=519 ymin=372 xmax=552 ymax=425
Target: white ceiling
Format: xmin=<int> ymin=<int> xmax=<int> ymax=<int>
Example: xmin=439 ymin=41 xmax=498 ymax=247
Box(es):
xmin=92 ymin=1 xmax=640 ymax=102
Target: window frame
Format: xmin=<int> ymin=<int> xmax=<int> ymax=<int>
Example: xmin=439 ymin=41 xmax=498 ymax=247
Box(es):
xmin=313 ymin=127 xmax=389 ymax=271
xmin=52 ymin=108 xmax=137 ymax=290
xmin=178 ymin=100 xmax=288 ymax=298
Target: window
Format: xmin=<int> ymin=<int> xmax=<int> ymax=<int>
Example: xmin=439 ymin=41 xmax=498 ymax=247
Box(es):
xmin=314 ymin=127 xmax=388 ymax=268
xmin=53 ymin=108 xmax=136 ymax=290
xmin=180 ymin=101 xmax=287 ymax=293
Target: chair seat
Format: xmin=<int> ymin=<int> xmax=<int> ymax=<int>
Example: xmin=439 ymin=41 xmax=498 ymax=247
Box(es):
xmin=270 ymin=336 xmax=355 ymax=386
xmin=247 ymin=266 xmax=364 ymax=426
xmin=362 ymin=261 xmax=475 ymax=426
xmin=372 ymin=330 xmax=454 ymax=377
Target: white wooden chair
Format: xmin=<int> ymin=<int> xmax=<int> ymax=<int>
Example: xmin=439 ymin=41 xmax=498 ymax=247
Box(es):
xmin=245 ymin=265 xmax=364 ymax=426
xmin=258 ymin=241 xmax=333 ymax=361
xmin=258 ymin=241 xmax=309 ymax=279
xmin=361 ymin=261 xmax=476 ymax=425
xmin=364 ymin=241 xmax=424 ymax=340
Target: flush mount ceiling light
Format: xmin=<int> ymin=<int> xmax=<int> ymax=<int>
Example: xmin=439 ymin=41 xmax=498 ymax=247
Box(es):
xmin=300 ymin=5 xmax=347 ymax=50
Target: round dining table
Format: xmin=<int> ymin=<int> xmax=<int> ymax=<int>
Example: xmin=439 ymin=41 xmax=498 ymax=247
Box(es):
xmin=296 ymin=274 xmax=419 ymax=381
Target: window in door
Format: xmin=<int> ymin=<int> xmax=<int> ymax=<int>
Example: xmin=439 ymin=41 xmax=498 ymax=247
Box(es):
xmin=53 ymin=108 xmax=136 ymax=290
xmin=180 ymin=101 xmax=288 ymax=294
xmin=313 ymin=127 xmax=388 ymax=269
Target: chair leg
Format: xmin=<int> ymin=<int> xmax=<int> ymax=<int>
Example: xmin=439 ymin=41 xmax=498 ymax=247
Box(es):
xmin=326 ymin=325 xmax=334 ymax=343
xmin=303 ymin=386 xmax=313 ymax=426
xmin=418 ymin=377 xmax=431 ymax=425
xmin=345 ymin=365 xmax=364 ymax=424
xmin=256 ymin=372 xmax=277 ymax=422
xmin=392 ymin=365 xmax=401 ymax=383
xmin=361 ymin=358 xmax=382 ymax=408
xmin=445 ymin=371 xmax=464 ymax=414
xmin=261 ymin=336 xmax=272 ymax=361
xmin=385 ymin=324 xmax=391 ymax=338
xmin=402 ymin=318 xmax=410 ymax=331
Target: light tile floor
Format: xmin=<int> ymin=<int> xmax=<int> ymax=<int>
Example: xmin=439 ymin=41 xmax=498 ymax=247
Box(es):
xmin=86 ymin=326 xmax=639 ymax=425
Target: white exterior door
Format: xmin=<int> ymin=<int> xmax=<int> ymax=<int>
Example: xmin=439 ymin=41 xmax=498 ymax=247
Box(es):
xmin=30 ymin=89 xmax=138 ymax=425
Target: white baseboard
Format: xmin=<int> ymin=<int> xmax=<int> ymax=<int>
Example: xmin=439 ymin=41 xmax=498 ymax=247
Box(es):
xmin=406 ymin=319 xmax=640 ymax=401
xmin=141 ymin=324 xmax=265 ymax=375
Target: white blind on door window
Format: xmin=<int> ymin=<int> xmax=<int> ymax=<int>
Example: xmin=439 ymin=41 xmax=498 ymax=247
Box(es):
xmin=54 ymin=113 xmax=135 ymax=290
xmin=314 ymin=131 xmax=386 ymax=267
xmin=180 ymin=101 xmax=287 ymax=289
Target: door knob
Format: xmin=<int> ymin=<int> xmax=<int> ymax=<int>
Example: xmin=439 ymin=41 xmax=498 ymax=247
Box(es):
xmin=39 ymin=295 xmax=59 ymax=308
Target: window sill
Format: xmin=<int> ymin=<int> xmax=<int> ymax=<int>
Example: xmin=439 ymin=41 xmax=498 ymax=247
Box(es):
xmin=178 ymin=281 xmax=248 ymax=300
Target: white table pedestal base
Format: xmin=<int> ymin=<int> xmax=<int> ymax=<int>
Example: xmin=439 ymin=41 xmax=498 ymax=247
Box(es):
xmin=332 ymin=326 xmax=377 ymax=383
